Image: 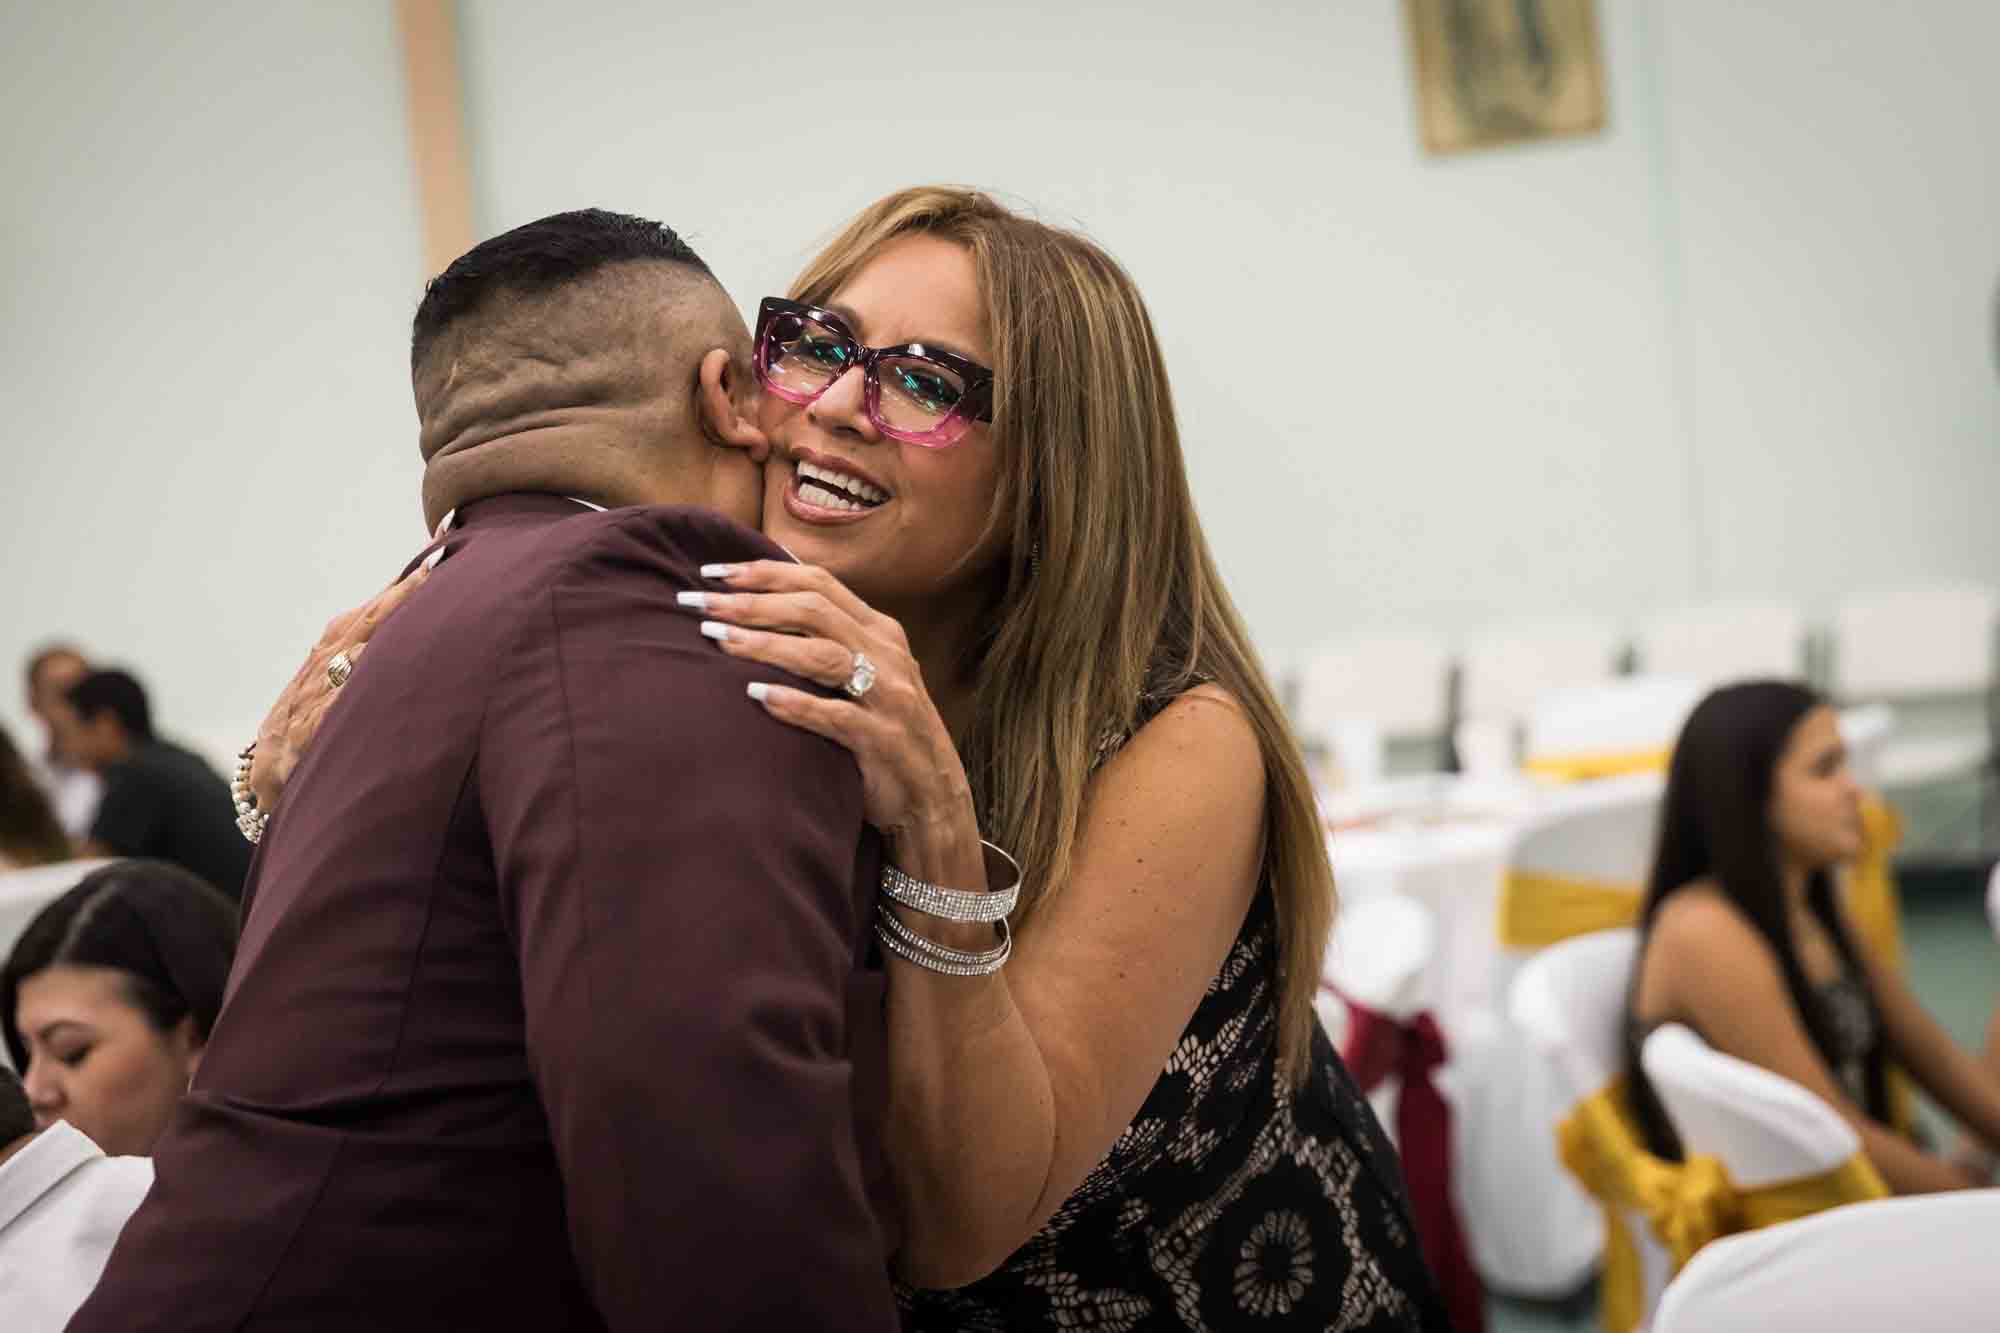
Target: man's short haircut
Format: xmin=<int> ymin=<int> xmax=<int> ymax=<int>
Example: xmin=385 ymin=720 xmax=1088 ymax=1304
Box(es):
xmin=410 ymin=208 xmax=716 ymax=373
xmin=67 ymin=670 xmax=152 ymax=742
xmin=0 ymin=1066 xmax=31 ymax=1144
xmin=25 ymin=643 xmax=86 ymax=695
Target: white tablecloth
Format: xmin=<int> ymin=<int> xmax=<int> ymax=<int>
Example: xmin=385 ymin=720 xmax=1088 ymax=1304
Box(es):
xmin=1321 ymin=774 xmax=1545 ymax=1038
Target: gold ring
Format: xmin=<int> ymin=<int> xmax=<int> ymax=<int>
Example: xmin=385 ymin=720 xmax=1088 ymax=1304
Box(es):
xmin=327 ymin=651 xmax=354 ymax=690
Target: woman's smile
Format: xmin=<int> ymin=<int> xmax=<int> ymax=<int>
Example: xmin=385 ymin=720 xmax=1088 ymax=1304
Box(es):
xmin=781 ymin=447 xmax=894 ymax=524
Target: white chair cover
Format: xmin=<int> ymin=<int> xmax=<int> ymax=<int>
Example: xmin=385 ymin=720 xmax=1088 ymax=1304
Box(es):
xmin=1295 ymin=633 xmax=1452 ymax=757
xmin=1524 ymin=677 xmax=1703 ymax=769
xmin=1506 ymin=776 xmax=1665 ymax=894
xmin=1639 ymin=1024 xmax=1860 ymax=1189
xmin=1509 ymin=929 xmax=1637 ymax=1140
xmin=1829 ymin=583 xmax=1997 ymax=789
xmin=1323 ymin=893 xmax=1434 ymax=1020
xmin=1451 ymin=787 xmax=1661 ymax=1298
xmin=1458 ymin=618 xmax=1623 ymax=740
xmin=1653 ymin=1191 xmax=2000 ymax=1333
xmin=1504 ymin=930 xmax=1672 ymax=1311
xmin=1831 ymin=582 xmax=1998 ymax=699
xmin=1634 ymin=602 xmax=1807 ymax=689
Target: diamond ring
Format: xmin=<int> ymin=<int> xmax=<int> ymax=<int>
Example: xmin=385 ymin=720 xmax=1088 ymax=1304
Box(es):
xmin=327 ymin=651 xmax=355 ymax=690
xmin=843 ymin=651 xmax=877 ymax=700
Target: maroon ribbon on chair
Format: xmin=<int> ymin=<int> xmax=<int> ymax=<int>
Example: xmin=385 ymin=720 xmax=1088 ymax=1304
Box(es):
xmin=1337 ymin=991 xmax=1485 ymax=1333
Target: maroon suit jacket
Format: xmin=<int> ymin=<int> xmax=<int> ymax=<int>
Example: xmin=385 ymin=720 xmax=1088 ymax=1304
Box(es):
xmin=70 ymin=494 xmax=897 ymax=1331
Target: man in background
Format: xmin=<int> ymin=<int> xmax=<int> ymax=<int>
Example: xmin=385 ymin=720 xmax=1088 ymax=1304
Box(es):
xmin=22 ymin=645 xmax=101 ymax=839
xmin=58 ymin=669 xmax=250 ymax=898
xmin=0 ymin=1068 xmax=151 ymax=1326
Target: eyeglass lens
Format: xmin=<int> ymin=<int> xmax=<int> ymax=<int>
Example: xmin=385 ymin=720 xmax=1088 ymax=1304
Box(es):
xmin=763 ymin=311 xmax=972 ymax=436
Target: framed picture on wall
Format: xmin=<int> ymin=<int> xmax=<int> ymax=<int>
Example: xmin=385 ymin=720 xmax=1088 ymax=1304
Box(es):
xmin=1404 ymin=0 xmax=1608 ymax=155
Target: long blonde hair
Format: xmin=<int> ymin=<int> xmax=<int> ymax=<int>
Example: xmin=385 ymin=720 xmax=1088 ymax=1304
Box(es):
xmin=790 ymin=187 xmax=1335 ymax=1081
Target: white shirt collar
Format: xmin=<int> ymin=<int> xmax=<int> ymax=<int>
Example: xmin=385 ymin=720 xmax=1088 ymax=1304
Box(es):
xmin=0 ymin=1121 xmax=104 ymax=1233
xmin=430 ymin=494 xmax=603 ymax=540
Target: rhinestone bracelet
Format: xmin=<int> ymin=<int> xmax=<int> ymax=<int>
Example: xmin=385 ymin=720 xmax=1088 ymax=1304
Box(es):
xmin=875 ymin=908 xmax=1012 ymax=977
xmin=232 ymin=743 xmax=270 ymax=845
xmin=879 ymin=840 xmax=1021 ymax=923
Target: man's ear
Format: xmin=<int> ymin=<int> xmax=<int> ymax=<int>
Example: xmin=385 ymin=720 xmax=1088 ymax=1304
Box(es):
xmin=697 ymin=347 xmax=770 ymax=463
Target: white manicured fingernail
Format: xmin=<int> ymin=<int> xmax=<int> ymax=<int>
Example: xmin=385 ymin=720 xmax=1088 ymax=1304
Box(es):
xmin=422 ymin=546 xmax=445 ymax=572
xmin=676 ymin=590 xmax=708 ymax=609
xmin=700 ymin=563 xmax=738 ymax=580
xmin=699 ymin=620 xmax=731 ymax=642
xmin=747 ymin=682 xmax=771 ymax=702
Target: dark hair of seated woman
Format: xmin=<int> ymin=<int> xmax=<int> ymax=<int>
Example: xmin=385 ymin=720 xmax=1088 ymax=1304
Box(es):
xmin=2 ymin=860 xmax=237 ymax=1155
xmin=0 ymin=722 xmax=70 ymax=869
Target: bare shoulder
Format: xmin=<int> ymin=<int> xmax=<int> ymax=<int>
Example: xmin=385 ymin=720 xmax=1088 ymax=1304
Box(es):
xmin=1119 ymin=683 xmax=1262 ymax=782
xmin=1647 ymin=880 xmax=1785 ymax=997
xmin=1651 ymin=880 xmax=1758 ymax=949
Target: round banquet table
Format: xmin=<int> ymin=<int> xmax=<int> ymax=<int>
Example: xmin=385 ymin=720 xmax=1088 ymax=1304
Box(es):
xmin=1320 ymin=775 xmax=1543 ymax=1039
xmin=1316 ymin=772 xmax=1669 ymax=1296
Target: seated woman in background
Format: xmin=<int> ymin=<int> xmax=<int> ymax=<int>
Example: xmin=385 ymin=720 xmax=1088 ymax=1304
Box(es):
xmin=2 ymin=860 xmax=236 ymax=1156
xmin=1626 ymin=680 xmax=2000 ymax=1193
xmin=0 ymin=723 xmax=71 ymax=870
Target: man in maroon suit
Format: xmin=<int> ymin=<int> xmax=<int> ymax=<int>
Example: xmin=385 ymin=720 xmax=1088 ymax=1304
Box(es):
xmin=69 ymin=211 xmax=896 ymax=1330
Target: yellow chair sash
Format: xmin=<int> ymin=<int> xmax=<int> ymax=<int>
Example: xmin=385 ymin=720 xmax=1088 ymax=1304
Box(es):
xmin=1840 ymin=795 xmax=1917 ymax=1136
xmin=1500 ymin=780 xmax=1904 ymax=971
xmin=1521 ymin=746 xmax=1670 ymax=784
xmin=1556 ymin=1077 xmax=1889 ymax=1333
xmin=1501 ymin=744 xmax=1660 ymax=949
xmin=1845 ymin=795 xmax=1905 ymax=973
xmin=1497 ymin=870 xmax=1640 ymax=951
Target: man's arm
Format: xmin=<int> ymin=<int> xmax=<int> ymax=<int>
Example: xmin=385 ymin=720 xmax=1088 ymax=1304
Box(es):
xmin=478 ymin=517 xmax=895 ymax=1330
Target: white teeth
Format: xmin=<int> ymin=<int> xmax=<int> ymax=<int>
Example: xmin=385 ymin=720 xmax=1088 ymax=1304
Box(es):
xmin=798 ymin=482 xmax=862 ymax=512
xmin=797 ymin=459 xmax=888 ymax=505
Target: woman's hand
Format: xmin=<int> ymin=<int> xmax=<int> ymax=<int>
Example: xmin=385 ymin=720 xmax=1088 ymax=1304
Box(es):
xmin=685 ymin=561 xmax=977 ymax=859
xmin=248 ymin=562 xmax=434 ymax=811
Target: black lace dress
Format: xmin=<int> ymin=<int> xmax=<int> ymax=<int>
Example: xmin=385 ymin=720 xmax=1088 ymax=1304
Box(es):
xmin=896 ymin=886 xmax=1453 ymax=1330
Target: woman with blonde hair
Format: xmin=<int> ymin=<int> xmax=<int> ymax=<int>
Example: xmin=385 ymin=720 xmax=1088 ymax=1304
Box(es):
xmin=257 ymin=187 xmax=1447 ymax=1329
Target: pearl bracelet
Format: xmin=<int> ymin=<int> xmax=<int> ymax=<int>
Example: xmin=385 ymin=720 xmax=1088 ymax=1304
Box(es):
xmin=879 ymin=840 xmax=1021 ymax=923
xmin=232 ymin=743 xmax=270 ymax=845
xmin=875 ymin=908 xmax=1012 ymax=977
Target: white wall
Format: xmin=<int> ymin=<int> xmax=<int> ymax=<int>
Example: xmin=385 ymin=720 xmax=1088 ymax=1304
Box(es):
xmin=1662 ymin=4 xmax=2000 ymax=606
xmin=458 ymin=0 xmax=1697 ymax=651
xmin=2 ymin=1 xmax=426 ymax=761
xmin=4 ymin=2 xmax=1995 ymax=765
xmin=459 ymin=0 xmax=1998 ymax=670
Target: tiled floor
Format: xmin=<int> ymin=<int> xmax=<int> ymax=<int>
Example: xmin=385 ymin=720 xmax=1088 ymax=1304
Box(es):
xmin=1483 ymin=867 xmax=1999 ymax=1333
